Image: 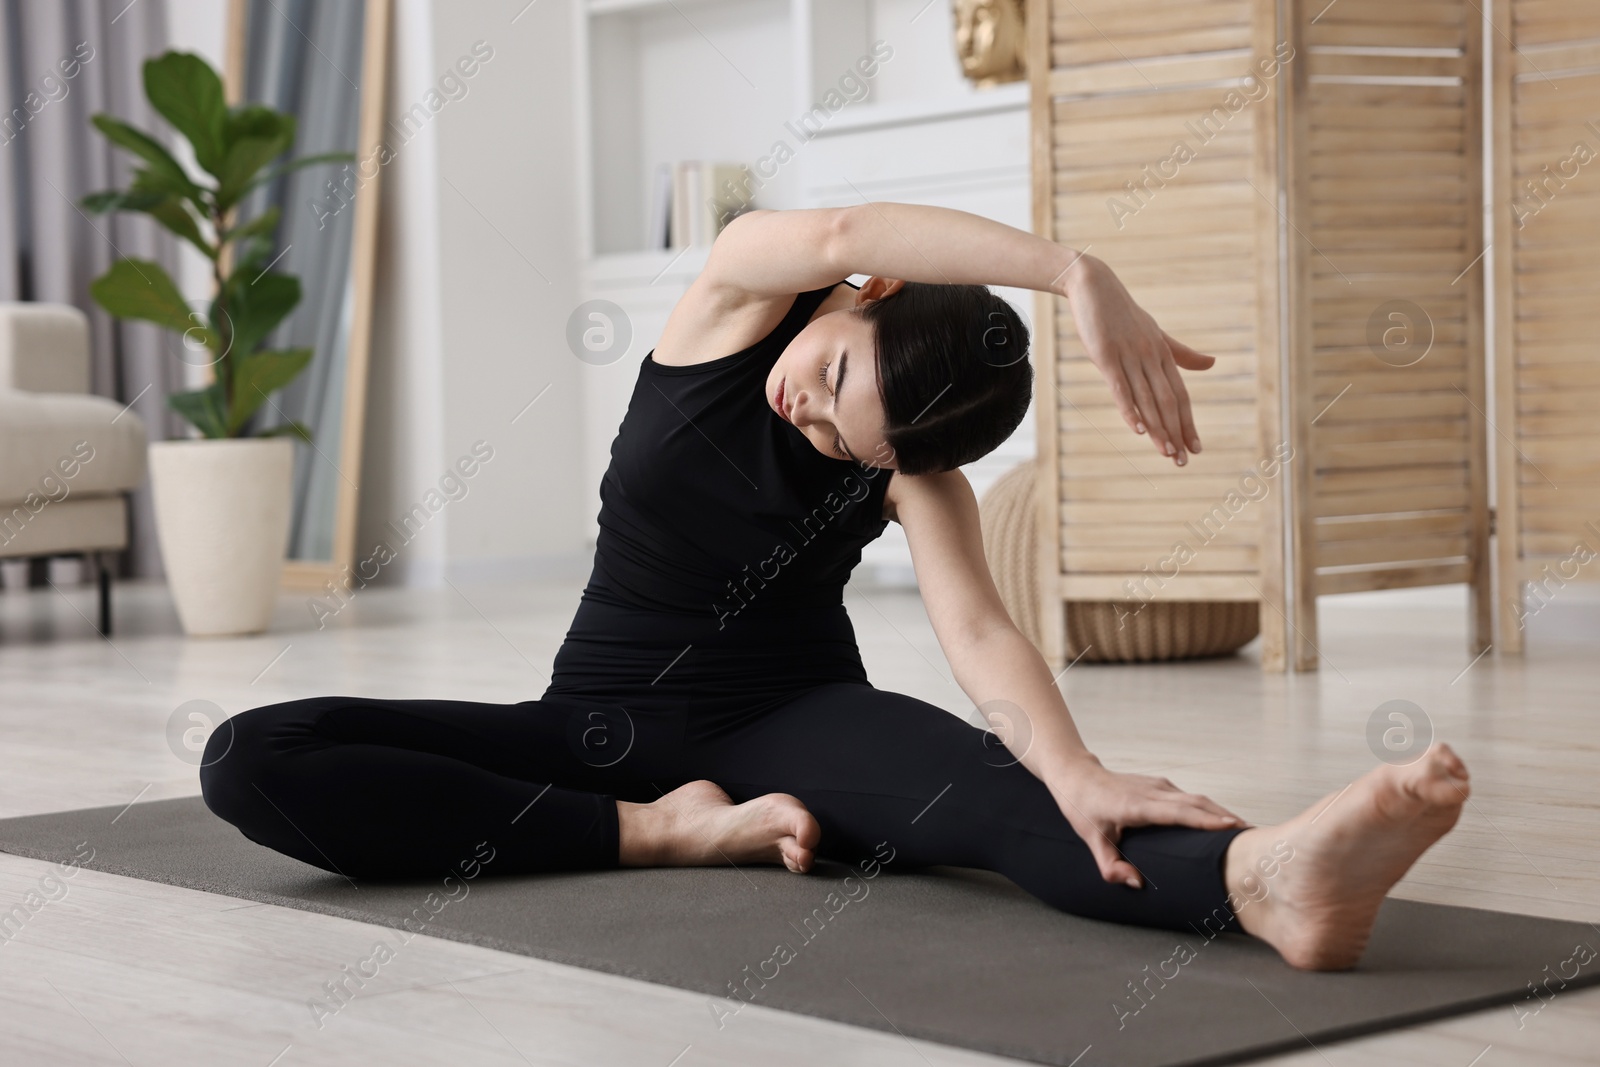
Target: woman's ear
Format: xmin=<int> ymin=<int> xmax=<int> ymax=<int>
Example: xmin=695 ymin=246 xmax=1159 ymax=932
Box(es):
xmin=856 ymin=276 xmax=906 ymax=305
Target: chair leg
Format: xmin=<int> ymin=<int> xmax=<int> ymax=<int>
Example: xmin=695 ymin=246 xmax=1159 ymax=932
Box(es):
xmin=96 ymin=552 xmax=113 ymax=638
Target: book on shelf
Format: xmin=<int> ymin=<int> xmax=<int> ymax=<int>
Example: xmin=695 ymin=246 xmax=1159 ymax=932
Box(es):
xmin=664 ymin=160 xmax=754 ymax=250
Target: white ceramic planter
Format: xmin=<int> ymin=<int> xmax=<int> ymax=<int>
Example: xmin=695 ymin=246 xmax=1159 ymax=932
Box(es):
xmin=149 ymin=437 xmax=294 ymax=637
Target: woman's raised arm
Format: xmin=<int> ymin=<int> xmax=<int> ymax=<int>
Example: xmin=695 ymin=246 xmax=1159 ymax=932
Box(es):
xmin=705 ymin=202 xmax=1215 ymax=466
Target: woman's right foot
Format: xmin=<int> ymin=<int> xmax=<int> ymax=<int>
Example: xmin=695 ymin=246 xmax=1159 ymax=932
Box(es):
xmin=1224 ymin=743 xmax=1470 ymax=970
xmin=617 ymin=780 xmax=821 ymax=873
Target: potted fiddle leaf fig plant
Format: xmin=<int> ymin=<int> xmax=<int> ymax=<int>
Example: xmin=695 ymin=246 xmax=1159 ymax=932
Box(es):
xmin=82 ymin=49 xmax=351 ymax=636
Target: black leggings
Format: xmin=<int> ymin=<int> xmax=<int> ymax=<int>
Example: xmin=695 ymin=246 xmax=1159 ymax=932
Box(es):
xmin=199 ymin=682 xmax=1245 ymax=933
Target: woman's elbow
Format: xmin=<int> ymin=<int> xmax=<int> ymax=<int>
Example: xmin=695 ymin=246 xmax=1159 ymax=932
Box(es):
xmin=951 ymin=607 xmax=1027 ymax=658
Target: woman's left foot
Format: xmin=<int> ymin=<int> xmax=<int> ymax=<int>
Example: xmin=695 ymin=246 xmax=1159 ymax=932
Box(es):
xmin=1224 ymin=743 xmax=1469 ymax=970
xmin=617 ymin=780 xmax=821 ymax=872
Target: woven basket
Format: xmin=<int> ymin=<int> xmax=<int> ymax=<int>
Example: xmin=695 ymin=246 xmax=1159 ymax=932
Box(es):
xmin=976 ymin=459 xmax=1260 ymax=663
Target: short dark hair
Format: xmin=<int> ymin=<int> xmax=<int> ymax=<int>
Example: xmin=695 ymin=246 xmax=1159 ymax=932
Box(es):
xmin=860 ymin=282 xmax=1033 ymax=475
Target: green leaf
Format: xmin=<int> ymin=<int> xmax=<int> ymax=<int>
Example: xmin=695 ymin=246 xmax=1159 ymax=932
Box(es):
xmin=228 ymin=348 xmax=313 ymax=434
xmin=224 ymin=104 xmax=293 ymax=148
xmin=146 ymin=197 xmax=215 ymax=259
xmin=222 ymin=270 xmax=301 ymax=359
xmin=144 ymin=52 xmax=227 ymax=177
xmin=88 ymin=113 xmax=204 ymax=200
xmin=225 ymin=205 xmax=281 ymax=248
xmin=80 ymin=189 xmax=168 ymax=214
xmin=230 ymin=234 xmax=275 ymax=277
xmin=215 ymin=107 xmax=295 ymax=209
xmin=88 ymin=259 xmax=208 ymax=341
xmin=241 ymin=151 xmax=356 ymax=199
xmin=130 ymin=163 xmax=204 ymax=206
xmin=168 ymin=385 xmax=230 ymax=439
xmin=80 ymin=186 xmax=214 ymax=259
xmin=217 ymin=137 xmax=294 ymax=211
xmin=258 ymin=419 xmax=313 ymax=443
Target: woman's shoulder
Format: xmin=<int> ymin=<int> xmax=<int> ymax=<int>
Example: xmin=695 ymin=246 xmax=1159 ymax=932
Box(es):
xmin=649 ymin=274 xmax=837 ymax=368
xmin=880 ymin=466 xmax=969 ymax=527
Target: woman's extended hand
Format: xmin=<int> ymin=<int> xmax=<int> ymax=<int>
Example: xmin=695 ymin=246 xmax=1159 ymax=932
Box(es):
xmin=1058 ymin=252 xmax=1215 ymax=466
xmin=1048 ymin=752 xmax=1248 ymax=888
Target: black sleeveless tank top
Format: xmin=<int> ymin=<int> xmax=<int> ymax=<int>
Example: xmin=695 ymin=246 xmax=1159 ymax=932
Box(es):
xmin=543 ymin=281 xmax=895 ymax=725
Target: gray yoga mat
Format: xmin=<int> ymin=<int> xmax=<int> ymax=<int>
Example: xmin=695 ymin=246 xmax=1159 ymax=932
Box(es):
xmin=2 ymin=796 xmax=1594 ymax=1067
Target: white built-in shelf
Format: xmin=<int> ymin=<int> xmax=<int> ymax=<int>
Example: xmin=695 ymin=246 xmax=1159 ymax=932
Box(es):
xmin=814 ymin=80 xmax=1028 ymax=136
xmin=587 ymin=0 xmax=724 ymax=14
xmin=581 ymin=245 xmax=711 ymax=287
xmin=578 ymin=0 xmax=1015 ymax=259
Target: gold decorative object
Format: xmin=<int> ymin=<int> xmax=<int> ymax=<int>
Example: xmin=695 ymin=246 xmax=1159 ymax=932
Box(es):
xmin=955 ymin=0 xmax=1027 ymax=88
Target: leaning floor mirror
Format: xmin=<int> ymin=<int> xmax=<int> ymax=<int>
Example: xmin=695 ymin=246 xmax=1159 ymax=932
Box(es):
xmin=224 ymin=0 xmax=390 ymax=592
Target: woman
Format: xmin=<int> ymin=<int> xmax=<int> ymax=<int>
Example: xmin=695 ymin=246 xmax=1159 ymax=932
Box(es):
xmin=201 ymin=203 xmax=1469 ymax=971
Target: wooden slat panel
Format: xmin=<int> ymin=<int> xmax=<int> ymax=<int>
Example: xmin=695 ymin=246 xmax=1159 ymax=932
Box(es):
xmin=1052 ymin=26 xmax=1252 ymax=67
xmin=1311 ymin=127 xmax=1464 ymax=153
xmin=1315 ymin=561 xmax=1471 ymax=595
xmin=1030 ymin=0 xmax=1066 ymax=667
xmin=1060 ymin=424 xmax=1258 ymax=453
xmin=1063 ymin=547 xmax=1260 ymax=572
xmin=1513 ymin=1 xmax=1600 ymax=44
xmin=1302 ymin=0 xmax=1465 ymax=29
xmin=1068 ymin=502 xmax=1267 ymax=524
xmin=1513 ymin=40 xmax=1600 ymax=76
xmin=1316 ymin=533 xmax=1471 ymax=568
xmin=1044 ymin=37 xmax=1276 ymax=589
xmin=1314 ymin=485 xmax=1472 ymax=517
xmin=1061 ymin=521 xmax=1259 ymax=548
xmin=1047 ymin=52 xmax=1255 ymax=96
xmin=1307 ymin=53 xmax=1466 ymax=80
xmin=1048 ymin=29 xmax=1269 ymax=600
xmin=1054 ymin=448 xmax=1262 ymax=479
xmin=1315 ymin=513 xmax=1468 ymax=541
xmin=1058 ymin=481 xmax=1256 ymax=507
xmin=1051 ymin=0 xmax=1246 ymax=33
xmin=1050 ymin=0 xmax=1247 ymax=17
xmin=1307 ymin=22 xmax=1465 ymax=49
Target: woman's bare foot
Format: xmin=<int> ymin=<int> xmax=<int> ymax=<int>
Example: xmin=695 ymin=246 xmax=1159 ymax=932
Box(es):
xmin=616 ymin=780 xmax=821 ymax=873
xmin=1224 ymin=743 xmax=1470 ymax=970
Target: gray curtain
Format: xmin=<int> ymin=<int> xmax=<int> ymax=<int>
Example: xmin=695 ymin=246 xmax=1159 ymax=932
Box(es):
xmin=238 ymin=0 xmax=365 ymax=562
xmin=0 ymin=0 xmax=183 ymax=579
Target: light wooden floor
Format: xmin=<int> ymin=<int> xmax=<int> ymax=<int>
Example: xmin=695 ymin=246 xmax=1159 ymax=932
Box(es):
xmin=1 ymin=573 xmax=1597 ymax=1066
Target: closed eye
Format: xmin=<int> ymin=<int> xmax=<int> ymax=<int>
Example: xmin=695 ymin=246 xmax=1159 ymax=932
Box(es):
xmin=820 ymin=361 xmax=849 ymax=459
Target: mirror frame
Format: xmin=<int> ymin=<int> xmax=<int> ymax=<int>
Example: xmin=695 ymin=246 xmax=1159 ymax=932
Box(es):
xmin=223 ymin=0 xmax=391 ymax=592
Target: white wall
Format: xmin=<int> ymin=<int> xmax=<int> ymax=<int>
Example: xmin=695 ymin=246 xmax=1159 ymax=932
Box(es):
xmin=419 ymin=0 xmax=587 ymax=581
xmin=359 ymin=0 xmax=591 ymax=586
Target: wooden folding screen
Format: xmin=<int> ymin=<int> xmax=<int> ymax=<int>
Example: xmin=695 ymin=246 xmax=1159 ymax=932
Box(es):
xmin=1284 ymin=0 xmax=1491 ymax=668
xmin=1028 ymin=0 xmax=1289 ymax=670
xmin=1491 ymin=2 xmax=1600 ymax=652
xmin=1027 ymin=0 xmax=1490 ymax=672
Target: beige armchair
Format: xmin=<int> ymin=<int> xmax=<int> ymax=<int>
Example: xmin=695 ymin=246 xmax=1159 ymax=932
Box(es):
xmin=0 ymin=304 xmax=149 ymax=635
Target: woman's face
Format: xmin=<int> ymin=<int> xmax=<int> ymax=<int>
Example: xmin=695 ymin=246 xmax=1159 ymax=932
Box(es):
xmin=765 ymin=277 xmax=902 ymax=469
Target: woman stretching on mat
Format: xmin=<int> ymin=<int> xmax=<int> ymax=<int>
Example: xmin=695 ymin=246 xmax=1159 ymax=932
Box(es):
xmin=200 ymin=203 xmax=1469 ymax=971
